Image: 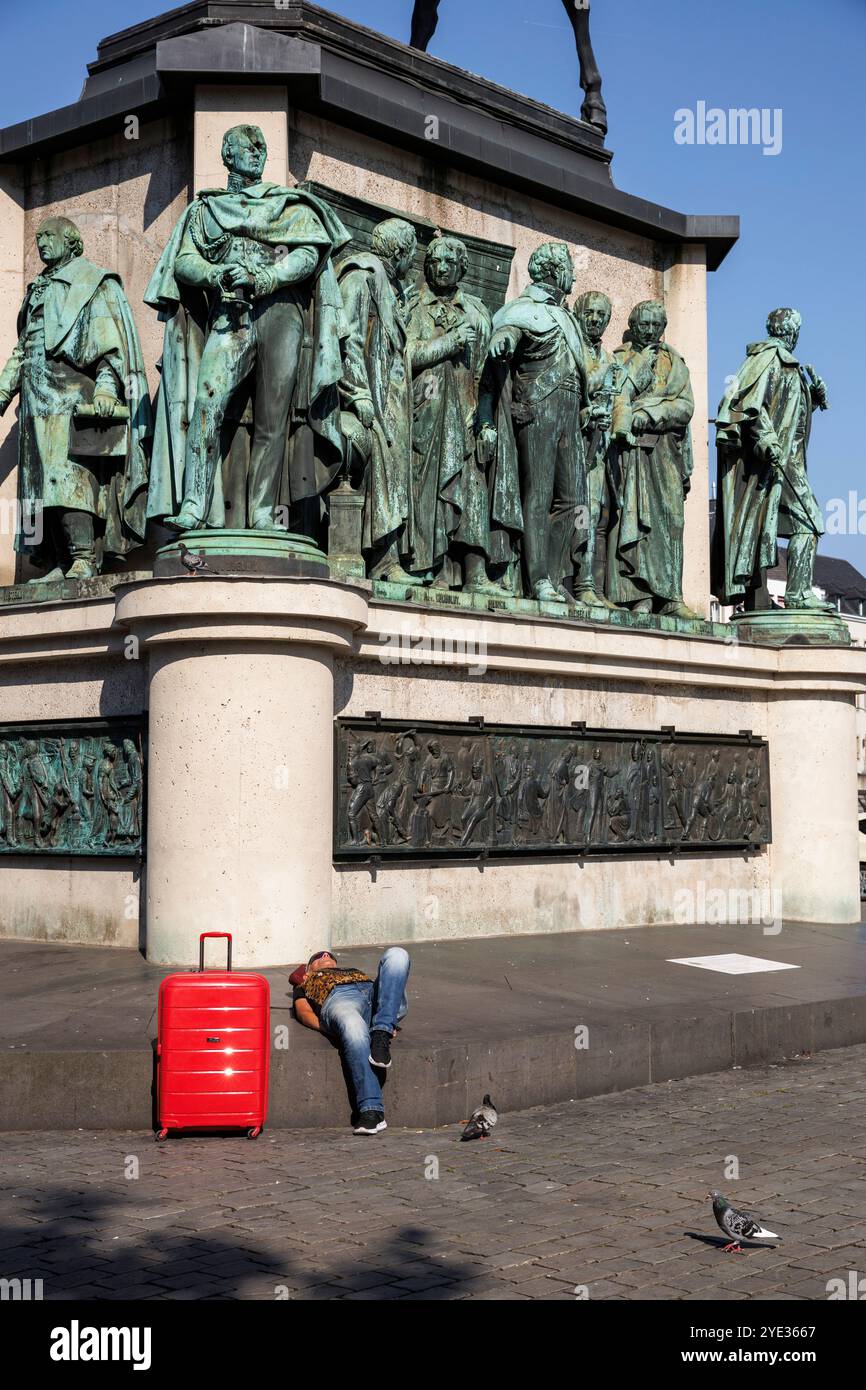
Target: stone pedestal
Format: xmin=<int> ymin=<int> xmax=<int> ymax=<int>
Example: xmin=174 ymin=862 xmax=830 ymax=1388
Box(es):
xmin=153 ymin=528 xmax=330 ymax=580
xmin=2 ymin=576 xmax=865 ymax=953
xmin=767 ymin=688 xmax=860 ymax=923
xmin=114 ymin=575 xmax=368 ymax=966
xmin=732 ymin=607 xmax=851 ymax=648
xmin=326 ymin=481 xmax=366 ymax=580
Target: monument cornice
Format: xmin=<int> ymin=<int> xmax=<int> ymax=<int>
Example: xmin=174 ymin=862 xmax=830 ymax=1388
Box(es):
xmin=0 ymin=590 xmax=863 ymax=699
xmin=0 ymin=2 xmax=739 ymax=269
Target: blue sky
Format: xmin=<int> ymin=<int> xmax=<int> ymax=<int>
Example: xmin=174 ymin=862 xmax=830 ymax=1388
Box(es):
xmin=2 ymin=0 xmax=864 ymax=568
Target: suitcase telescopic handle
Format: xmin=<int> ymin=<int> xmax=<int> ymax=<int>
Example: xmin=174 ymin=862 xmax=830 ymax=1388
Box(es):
xmin=199 ymin=932 xmax=232 ymax=972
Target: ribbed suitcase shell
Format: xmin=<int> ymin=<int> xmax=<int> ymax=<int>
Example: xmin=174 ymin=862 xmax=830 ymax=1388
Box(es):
xmin=156 ymin=939 xmax=270 ymax=1134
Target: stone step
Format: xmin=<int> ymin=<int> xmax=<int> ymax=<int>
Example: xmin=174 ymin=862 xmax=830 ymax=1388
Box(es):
xmin=4 ymin=989 xmax=866 ymax=1131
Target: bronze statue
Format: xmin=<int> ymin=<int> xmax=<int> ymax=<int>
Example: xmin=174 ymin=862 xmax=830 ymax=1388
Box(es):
xmin=607 ymin=301 xmax=697 ymax=619
xmin=144 ymin=124 xmax=349 ymax=537
xmin=712 ymin=308 xmax=829 ymax=612
xmin=406 ymin=235 xmax=500 ymax=593
xmin=0 ymin=217 xmax=151 ymax=581
xmin=337 ymin=217 xmax=422 ymax=584
xmin=573 ymin=289 xmax=620 ymax=609
xmin=484 ymin=242 xmax=588 ymax=603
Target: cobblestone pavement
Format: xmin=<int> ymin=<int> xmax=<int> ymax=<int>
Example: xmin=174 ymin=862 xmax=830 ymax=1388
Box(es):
xmin=2 ymin=1045 xmax=865 ymax=1301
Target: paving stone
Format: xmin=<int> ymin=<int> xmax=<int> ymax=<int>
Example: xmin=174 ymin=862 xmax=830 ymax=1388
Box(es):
xmin=3 ymin=1043 xmax=866 ymax=1299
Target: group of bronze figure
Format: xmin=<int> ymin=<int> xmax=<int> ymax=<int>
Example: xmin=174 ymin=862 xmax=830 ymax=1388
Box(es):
xmin=0 ymin=124 xmax=830 ymax=615
xmin=0 ymin=731 xmax=143 ymax=855
xmin=337 ymin=724 xmax=770 ymax=855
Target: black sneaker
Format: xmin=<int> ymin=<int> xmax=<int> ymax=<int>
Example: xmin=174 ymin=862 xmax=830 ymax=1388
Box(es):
xmin=369 ymin=1030 xmax=392 ymax=1069
xmin=353 ymin=1111 xmax=386 ymax=1135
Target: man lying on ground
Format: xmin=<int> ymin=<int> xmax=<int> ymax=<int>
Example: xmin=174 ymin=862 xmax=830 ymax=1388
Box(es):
xmin=290 ymin=947 xmax=411 ymax=1135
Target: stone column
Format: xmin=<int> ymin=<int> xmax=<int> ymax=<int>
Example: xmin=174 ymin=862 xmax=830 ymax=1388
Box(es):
xmin=766 ymin=689 xmax=860 ymax=924
xmin=0 ymin=168 xmax=25 ymax=587
xmin=193 ymin=85 xmax=289 ymax=190
xmin=114 ymin=576 xmax=369 ymax=967
xmin=663 ymin=243 xmax=709 ymax=618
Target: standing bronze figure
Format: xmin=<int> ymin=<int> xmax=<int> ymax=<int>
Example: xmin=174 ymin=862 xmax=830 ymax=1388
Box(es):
xmin=406 ymin=235 xmax=500 ymax=593
xmin=0 ymin=217 xmax=151 ymax=581
xmin=607 ymin=301 xmax=697 ymax=619
xmin=711 ymin=308 xmax=829 ymax=612
xmin=485 ymin=243 xmax=588 ymax=604
xmin=145 ymin=124 xmax=349 ymax=537
xmin=573 ymin=289 xmax=620 ymax=609
xmin=337 ymin=217 xmax=422 ymax=585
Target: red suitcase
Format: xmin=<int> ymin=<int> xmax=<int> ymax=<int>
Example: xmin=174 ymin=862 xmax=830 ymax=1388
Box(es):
xmin=155 ymin=933 xmax=270 ymax=1141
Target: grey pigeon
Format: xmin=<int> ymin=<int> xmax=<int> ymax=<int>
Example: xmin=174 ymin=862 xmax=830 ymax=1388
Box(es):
xmin=461 ymin=1094 xmax=497 ymax=1141
xmin=179 ymin=542 xmax=211 ymax=576
xmin=709 ymin=1190 xmax=779 ymax=1252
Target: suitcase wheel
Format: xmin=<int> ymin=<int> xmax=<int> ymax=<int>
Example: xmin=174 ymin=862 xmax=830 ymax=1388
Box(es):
xmin=155 ymin=1128 xmax=169 ymax=1143
xmin=247 ymin=1126 xmax=262 ymax=1141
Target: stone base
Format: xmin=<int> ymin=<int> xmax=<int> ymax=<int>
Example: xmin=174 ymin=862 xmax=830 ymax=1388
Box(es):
xmin=731 ymin=606 xmax=852 ymax=647
xmin=327 ymin=480 xmax=366 ymax=580
xmin=154 ymin=528 xmax=330 ymax=579
xmin=372 ymin=576 xmax=732 ymax=638
xmin=1 ymin=573 xmax=865 ymax=960
xmin=0 ymin=570 xmax=150 ymax=608
xmin=4 ymin=923 xmax=866 ymax=1128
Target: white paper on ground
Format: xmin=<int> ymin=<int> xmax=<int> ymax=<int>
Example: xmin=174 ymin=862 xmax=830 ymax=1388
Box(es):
xmin=667 ymin=953 xmax=800 ymax=975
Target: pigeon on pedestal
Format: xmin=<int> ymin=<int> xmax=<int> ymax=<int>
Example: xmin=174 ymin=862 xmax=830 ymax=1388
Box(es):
xmin=179 ymin=542 xmax=212 ymax=576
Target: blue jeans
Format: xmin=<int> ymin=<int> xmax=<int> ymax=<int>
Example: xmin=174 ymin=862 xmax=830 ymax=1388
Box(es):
xmin=320 ymin=948 xmax=410 ymax=1114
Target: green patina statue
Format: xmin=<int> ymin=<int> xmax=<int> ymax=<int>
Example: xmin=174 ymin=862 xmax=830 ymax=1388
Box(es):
xmin=484 ymin=242 xmax=588 ymax=604
xmin=607 ymin=300 xmax=698 ymax=619
xmin=144 ymin=124 xmax=349 ymax=537
xmin=573 ymin=289 xmax=620 ymax=610
xmin=336 ymin=217 xmax=422 ymax=585
xmin=711 ymin=308 xmax=829 ymax=612
xmin=406 ymin=234 xmax=502 ymax=594
xmin=0 ymin=217 xmax=151 ymax=581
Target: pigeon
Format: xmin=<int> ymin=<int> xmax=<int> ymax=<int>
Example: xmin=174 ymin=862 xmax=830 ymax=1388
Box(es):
xmin=461 ymin=1094 xmax=497 ymax=1141
xmin=179 ymin=542 xmax=211 ymax=577
xmin=709 ymin=1191 xmax=779 ymax=1252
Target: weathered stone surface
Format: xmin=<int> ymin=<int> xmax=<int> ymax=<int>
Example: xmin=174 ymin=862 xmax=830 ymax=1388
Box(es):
xmin=3 ymin=1042 xmax=866 ymax=1298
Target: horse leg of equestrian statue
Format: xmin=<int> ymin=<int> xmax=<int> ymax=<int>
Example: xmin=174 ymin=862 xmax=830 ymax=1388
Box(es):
xmin=410 ymin=0 xmax=441 ymax=50
xmin=561 ymin=0 xmax=608 ymax=135
xmin=410 ymin=1 xmax=607 ymax=140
